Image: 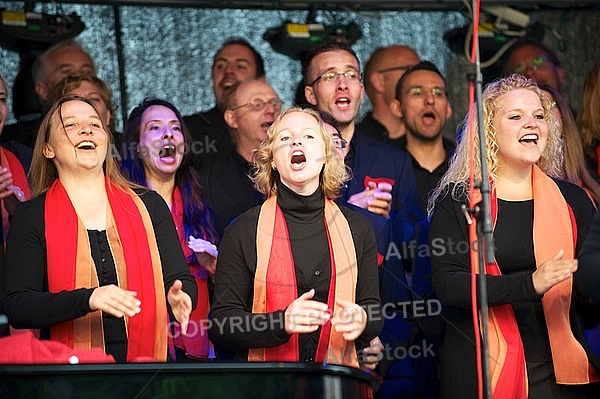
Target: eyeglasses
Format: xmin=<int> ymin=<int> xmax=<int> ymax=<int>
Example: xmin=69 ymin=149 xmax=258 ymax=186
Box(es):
xmin=404 ymin=86 xmax=447 ymax=98
xmin=230 ymin=98 xmax=283 ymax=112
xmin=513 ymin=57 xmax=547 ymax=74
xmin=332 ymin=136 xmax=347 ymax=149
xmin=377 ymin=65 xmax=414 ymax=74
xmin=309 ymin=70 xmax=362 ymax=86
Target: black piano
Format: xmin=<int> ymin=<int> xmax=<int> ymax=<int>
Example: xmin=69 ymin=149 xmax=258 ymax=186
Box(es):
xmin=0 ymin=362 xmax=378 ymax=398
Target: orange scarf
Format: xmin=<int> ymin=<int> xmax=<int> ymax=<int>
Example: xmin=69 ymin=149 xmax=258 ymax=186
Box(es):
xmin=249 ymin=196 xmax=358 ymax=367
xmin=485 ymin=166 xmax=599 ymax=398
xmin=170 ymin=187 xmax=213 ymax=358
xmin=45 ymin=179 xmax=168 ymax=362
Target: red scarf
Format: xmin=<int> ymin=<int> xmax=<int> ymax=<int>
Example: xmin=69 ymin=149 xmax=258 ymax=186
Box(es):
xmin=249 ymin=196 xmax=358 ymax=367
xmin=45 ymin=179 xmax=167 ymax=362
xmin=170 ymin=187 xmax=213 ymax=358
xmin=484 ymin=166 xmax=599 ymax=398
xmin=0 ymin=147 xmax=30 ymax=243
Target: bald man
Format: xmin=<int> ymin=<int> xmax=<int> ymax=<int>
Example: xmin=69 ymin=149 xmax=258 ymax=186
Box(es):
xmin=357 ymin=45 xmax=420 ymax=145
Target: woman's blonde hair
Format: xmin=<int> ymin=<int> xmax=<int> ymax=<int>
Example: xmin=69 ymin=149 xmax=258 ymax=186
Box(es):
xmin=252 ymin=106 xmax=349 ymax=199
xmin=29 ymin=95 xmax=133 ymax=197
xmin=428 ymin=74 xmax=562 ymax=215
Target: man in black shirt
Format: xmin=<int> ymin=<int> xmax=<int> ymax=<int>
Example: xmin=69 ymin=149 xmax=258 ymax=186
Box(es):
xmin=184 ymin=38 xmax=266 ymax=169
xmin=199 ymin=79 xmax=281 ymax=236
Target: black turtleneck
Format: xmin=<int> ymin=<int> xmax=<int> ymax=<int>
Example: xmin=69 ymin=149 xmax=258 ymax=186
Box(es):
xmin=210 ymin=182 xmax=383 ymax=362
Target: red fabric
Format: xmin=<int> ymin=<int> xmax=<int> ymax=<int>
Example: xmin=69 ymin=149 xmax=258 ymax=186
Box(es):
xmin=0 ymin=331 xmax=114 ymax=364
xmin=0 ymin=147 xmax=30 ymax=242
xmin=263 ymin=204 xmax=300 ymax=361
xmin=45 ymin=179 xmax=163 ymax=361
xmin=363 ymin=176 xmax=395 ymax=189
xmin=170 ymin=187 xmax=212 ymax=358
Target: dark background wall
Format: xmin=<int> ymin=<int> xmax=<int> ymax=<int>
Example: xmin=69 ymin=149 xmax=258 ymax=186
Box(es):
xmin=1 ymin=1 xmax=599 ymax=137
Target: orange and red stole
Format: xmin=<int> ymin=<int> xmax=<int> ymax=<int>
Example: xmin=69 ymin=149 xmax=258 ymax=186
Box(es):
xmin=170 ymin=187 xmax=213 ymax=358
xmin=485 ymin=165 xmax=600 ymax=399
xmin=45 ymin=179 xmax=168 ymax=362
xmin=249 ymin=196 xmax=359 ymax=367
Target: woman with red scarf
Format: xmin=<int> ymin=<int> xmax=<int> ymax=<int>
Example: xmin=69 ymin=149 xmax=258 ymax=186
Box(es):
xmin=3 ymin=96 xmax=197 ymax=363
xmin=428 ymin=74 xmax=600 ymax=398
xmin=120 ymin=98 xmax=219 ymax=361
xmin=0 ymin=72 xmax=30 ymax=243
xmin=210 ymin=107 xmax=382 ymax=366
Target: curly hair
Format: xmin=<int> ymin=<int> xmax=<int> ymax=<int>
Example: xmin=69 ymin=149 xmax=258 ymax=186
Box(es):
xmin=428 ymin=74 xmax=562 ymax=215
xmin=252 ymin=106 xmax=349 ymax=199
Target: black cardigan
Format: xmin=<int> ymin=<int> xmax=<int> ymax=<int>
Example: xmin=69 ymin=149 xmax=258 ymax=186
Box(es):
xmin=3 ymin=189 xmax=197 ymax=336
xmin=210 ymin=183 xmax=383 ymax=362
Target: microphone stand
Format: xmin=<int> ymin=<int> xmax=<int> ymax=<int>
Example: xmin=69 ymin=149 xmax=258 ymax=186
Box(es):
xmin=465 ymin=1 xmax=494 ymax=398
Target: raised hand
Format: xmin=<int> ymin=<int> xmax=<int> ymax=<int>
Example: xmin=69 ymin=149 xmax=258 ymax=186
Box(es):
xmin=347 ymin=181 xmax=392 ymax=218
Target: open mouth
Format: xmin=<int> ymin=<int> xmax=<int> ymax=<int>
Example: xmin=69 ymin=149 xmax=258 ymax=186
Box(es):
xmin=76 ymin=141 xmax=96 ymax=150
xmin=261 ymin=121 xmax=274 ymax=129
xmin=518 ymin=134 xmax=539 ymax=145
xmin=159 ymin=144 xmax=176 ymax=158
xmin=291 ymin=150 xmax=306 ymax=164
xmin=423 ymin=111 xmax=436 ymax=121
xmin=335 ymin=97 xmax=350 ymax=107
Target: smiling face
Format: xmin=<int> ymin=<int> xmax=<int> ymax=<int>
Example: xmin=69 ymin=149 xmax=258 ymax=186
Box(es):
xmin=494 ymin=89 xmax=548 ymax=172
xmin=44 ymin=99 xmax=108 ymax=174
xmin=137 ymin=105 xmax=184 ymax=181
xmin=271 ymin=111 xmax=326 ymax=195
xmin=304 ymin=49 xmax=364 ymax=130
xmin=212 ymin=44 xmax=261 ymax=108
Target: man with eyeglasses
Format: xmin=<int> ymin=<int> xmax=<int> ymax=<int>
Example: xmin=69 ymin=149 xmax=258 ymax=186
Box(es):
xmin=303 ymin=41 xmax=424 ymax=399
xmin=199 ymin=79 xmax=281 ymax=237
xmin=391 ymin=61 xmax=455 ymax=210
xmin=390 ymin=61 xmax=455 ymax=399
xmin=358 ymin=45 xmax=421 ymax=145
xmin=503 ymin=39 xmax=565 ymax=93
xmin=184 ymin=38 xmax=266 ymax=170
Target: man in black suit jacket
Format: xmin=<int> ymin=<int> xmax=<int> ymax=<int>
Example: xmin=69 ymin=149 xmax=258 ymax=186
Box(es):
xmin=184 ymin=38 xmax=266 ymax=170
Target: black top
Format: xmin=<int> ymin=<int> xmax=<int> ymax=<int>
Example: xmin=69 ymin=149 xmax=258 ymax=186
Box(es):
xmin=397 ymin=135 xmax=456 ymax=210
xmin=183 ymin=106 xmax=235 ymax=170
xmin=210 ymin=182 xmax=383 ymax=362
xmin=3 ymin=188 xmax=198 ymax=362
xmin=429 ymin=179 xmax=597 ymax=398
xmin=198 ymin=150 xmax=265 ymax=236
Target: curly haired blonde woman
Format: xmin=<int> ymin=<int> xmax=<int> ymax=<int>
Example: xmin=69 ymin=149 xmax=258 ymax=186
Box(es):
xmin=429 ymin=74 xmax=599 ymax=398
xmin=210 ymin=107 xmax=382 ymax=366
